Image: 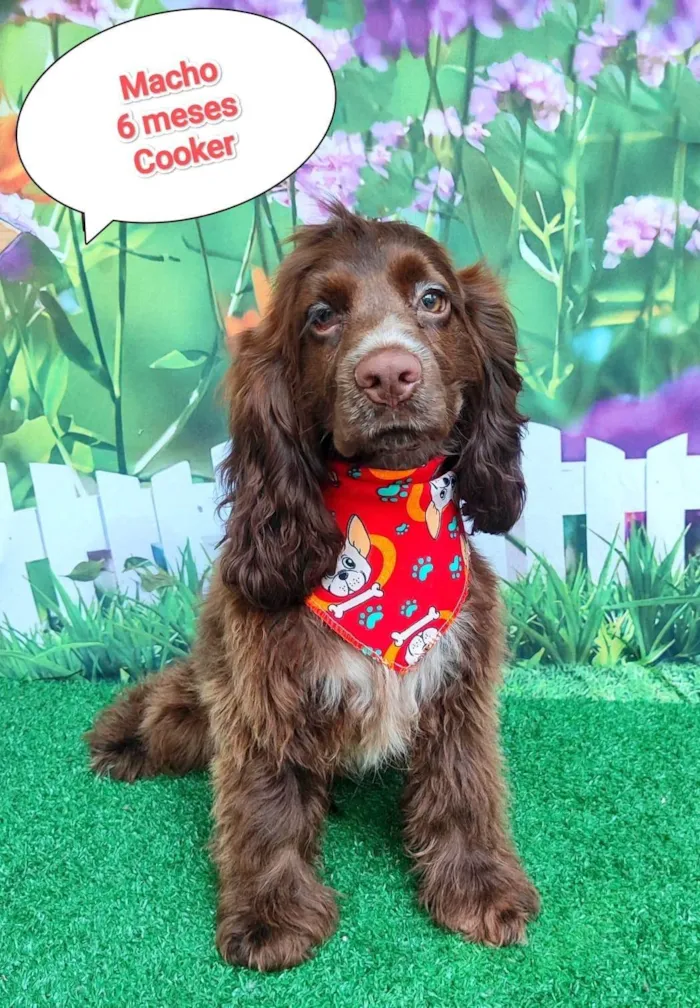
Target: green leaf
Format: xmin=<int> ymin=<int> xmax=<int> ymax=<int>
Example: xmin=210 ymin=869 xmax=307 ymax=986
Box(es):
xmin=149 ymin=350 xmax=209 ymax=370
xmin=491 ymin=167 xmax=545 ymax=242
xmin=39 ymin=291 xmax=112 ymax=391
xmin=518 ymin=235 xmax=558 ymax=284
xmin=137 ymin=568 xmax=178 ymax=592
xmin=123 ymin=556 xmax=152 ymax=571
xmin=595 ymin=65 xmax=628 ymax=107
xmin=66 ymin=559 xmax=105 ymax=582
xmin=42 ymin=355 xmax=69 ymax=423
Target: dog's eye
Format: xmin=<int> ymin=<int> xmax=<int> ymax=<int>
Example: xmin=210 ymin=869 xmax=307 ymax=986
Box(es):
xmin=420 ymin=289 xmax=448 ymax=314
xmin=308 ymin=304 xmax=339 ymax=334
xmin=342 ymin=556 xmax=356 ymax=570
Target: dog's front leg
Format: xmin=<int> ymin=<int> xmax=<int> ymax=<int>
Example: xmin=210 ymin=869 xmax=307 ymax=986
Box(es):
xmin=403 ymin=674 xmax=540 ymax=946
xmin=211 ymin=740 xmax=337 ymax=971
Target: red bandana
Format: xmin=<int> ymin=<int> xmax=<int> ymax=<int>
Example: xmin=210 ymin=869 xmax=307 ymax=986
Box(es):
xmin=306 ymin=457 xmax=470 ymax=673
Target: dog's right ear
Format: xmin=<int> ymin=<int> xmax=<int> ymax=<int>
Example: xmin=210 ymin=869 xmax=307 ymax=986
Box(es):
xmin=218 ymin=315 xmax=342 ymax=611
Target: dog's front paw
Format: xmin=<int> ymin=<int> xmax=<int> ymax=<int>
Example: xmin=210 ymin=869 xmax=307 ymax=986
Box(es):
xmin=422 ymin=853 xmax=540 ymax=947
xmin=216 ymin=885 xmax=338 ymax=971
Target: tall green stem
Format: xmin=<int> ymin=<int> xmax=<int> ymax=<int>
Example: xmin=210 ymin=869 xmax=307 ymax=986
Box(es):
xmin=504 ymin=118 xmax=528 ymax=272
xmin=134 ymin=218 xmax=256 ymax=476
xmin=112 ymin=222 xmax=128 ymax=472
xmin=443 ymin=26 xmax=482 ymax=253
xmin=259 ymin=193 xmax=284 ymax=262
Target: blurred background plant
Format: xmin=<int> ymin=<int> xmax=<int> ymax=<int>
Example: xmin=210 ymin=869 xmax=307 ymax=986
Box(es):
xmin=1 ymin=0 xmax=699 ymax=509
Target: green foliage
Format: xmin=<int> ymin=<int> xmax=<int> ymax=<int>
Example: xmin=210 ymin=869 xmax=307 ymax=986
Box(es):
xmin=0 ymin=551 xmax=204 ymax=681
xmin=505 ymin=527 xmax=700 ymax=670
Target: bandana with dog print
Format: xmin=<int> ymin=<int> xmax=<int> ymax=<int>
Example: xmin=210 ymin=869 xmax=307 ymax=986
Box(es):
xmin=306 ymin=457 xmax=470 ymax=673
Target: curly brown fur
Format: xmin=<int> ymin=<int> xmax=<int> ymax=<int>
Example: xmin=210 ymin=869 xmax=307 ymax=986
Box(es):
xmin=86 ymin=205 xmax=539 ymax=971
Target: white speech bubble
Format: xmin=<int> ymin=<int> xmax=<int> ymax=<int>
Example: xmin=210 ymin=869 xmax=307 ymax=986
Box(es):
xmin=17 ymin=10 xmax=336 ymax=242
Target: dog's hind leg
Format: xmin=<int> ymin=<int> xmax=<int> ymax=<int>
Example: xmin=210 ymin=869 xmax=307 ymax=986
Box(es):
xmin=85 ymin=662 xmax=212 ymax=782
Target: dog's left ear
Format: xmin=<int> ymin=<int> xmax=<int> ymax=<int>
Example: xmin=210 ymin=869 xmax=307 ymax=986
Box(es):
xmin=453 ymin=263 xmax=527 ymax=535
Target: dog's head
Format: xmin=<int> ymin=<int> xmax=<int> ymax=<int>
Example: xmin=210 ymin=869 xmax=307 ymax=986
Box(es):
xmin=220 ymin=204 xmax=526 ymax=610
xmin=321 ymin=514 xmax=372 ymax=597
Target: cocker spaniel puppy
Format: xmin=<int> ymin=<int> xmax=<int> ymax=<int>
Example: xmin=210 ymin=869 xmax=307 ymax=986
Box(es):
xmin=86 ymin=205 xmax=540 ymax=971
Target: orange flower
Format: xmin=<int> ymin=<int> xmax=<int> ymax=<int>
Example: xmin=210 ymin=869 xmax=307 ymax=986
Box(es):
xmin=224 ymin=267 xmax=271 ymax=356
xmin=0 ymin=114 xmax=53 ymax=203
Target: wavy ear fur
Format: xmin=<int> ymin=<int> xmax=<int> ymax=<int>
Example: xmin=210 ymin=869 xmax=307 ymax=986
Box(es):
xmin=218 ymin=315 xmax=342 ymax=611
xmin=454 ymin=263 xmax=527 ymax=535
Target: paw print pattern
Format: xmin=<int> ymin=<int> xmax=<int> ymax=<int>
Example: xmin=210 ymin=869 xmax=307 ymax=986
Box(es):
xmin=377 ymin=480 xmax=411 ymax=503
xmin=411 ymin=557 xmax=433 ymax=582
xmin=449 ymin=555 xmax=463 ymax=579
xmin=359 ymin=604 xmax=384 ymax=630
xmin=395 ymin=522 xmax=410 ymax=535
xmin=447 ymin=516 xmax=459 ymax=539
xmin=347 ymin=466 xmax=362 ymax=479
xmin=400 ymin=599 xmax=418 ymax=618
xmin=361 ymin=645 xmax=383 ymax=658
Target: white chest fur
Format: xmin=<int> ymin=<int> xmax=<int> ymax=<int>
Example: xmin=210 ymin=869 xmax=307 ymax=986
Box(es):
xmin=319 ymin=609 xmax=470 ymax=771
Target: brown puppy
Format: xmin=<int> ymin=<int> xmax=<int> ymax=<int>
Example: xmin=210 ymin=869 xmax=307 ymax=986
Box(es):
xmin=86 ymin=205 xmax=540 ymax=971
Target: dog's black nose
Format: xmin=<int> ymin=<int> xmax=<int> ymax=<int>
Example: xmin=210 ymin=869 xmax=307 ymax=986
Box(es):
xmin=337 ymin=570 xmax=349 ymax=581
xmin=355 ymin=349 xmax=422 ymax=407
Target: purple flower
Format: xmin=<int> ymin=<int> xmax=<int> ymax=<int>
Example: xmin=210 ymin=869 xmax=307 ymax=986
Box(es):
xmin=604 ymin=0 xmax=654 ymax=35
xmin=470 ymin=53 xmax=573 ymax=132
xmin=371 ymin=120 xmax=409 ymax=146
xmin=160 ymin=0 xmax=355 ymax=69
xmin=658 ymin=0 xmax=700 ymax=50
xmin=18 ymin=0 xmax=128 ymax=27
xmin=412 ymin=166 xmax=461 ymax=213
xmin=562 ymin=367 xmax=700 ymax=460
xmin=686 ymin=228 xmax=700 ymax=255
xmin=574 ymin=17 xmax=625 ymax=86
xmin=0 ymin=193 xmax=59 ymax=249
xmin=463 ymin=120 xmax=491 ymax=152
xmin=271 ymin=131 xmax=366 ymax=224
xmin=423 ymin=106 xmax=462 ymax=139
xmin=354 ymin=0 xmax=550 ymax=68
xmin=603 ymin=195 xmax=700 ymax=268
xmin=368 ymin=143 xmax=392 ymax=178
xmin=636 ymin=26 xmax=684 ymax=88
xmin=690 ymin=53 xmax=700 ymax=80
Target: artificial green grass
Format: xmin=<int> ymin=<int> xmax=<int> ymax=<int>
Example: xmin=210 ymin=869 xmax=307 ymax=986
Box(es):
xmin=2 ymin=679 xmax=699 ymax=1008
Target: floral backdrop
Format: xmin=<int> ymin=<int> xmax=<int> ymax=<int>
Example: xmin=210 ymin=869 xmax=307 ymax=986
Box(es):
xmin=1 ymin=0 xmax=699 ymax=514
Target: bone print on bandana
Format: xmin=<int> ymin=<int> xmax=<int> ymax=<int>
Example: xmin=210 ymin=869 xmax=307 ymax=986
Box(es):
xmin=306 ymin=457 xmax=470 ymax=673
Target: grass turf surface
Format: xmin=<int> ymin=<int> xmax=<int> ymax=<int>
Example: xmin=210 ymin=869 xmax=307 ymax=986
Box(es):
xmin=1 ymin=678 xmax=699 ymax=1007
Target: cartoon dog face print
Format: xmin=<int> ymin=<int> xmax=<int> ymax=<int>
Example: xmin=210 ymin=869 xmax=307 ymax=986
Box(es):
xmin=322 ymin=514 xmax=372 ymax=597
xmin=404 ymin=626 xmax=440 ymax=666
xmin=425 ymin=472 xmax=457 ymax=539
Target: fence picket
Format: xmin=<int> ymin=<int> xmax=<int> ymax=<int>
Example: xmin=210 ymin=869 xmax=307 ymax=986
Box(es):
xmin=646 ymin=435 xmax=688 ymax=571
xmin=1 ymin=425 xmax=699 ymax=636
xmin=585 ymin=438 xmax=627 ymax=581
xmin=95 ymin=471 xmax=160 ymax=595
xmin=521 ymin=423 xmax=566 ymax=576
xmin=29 ymin=463 xmax=104 ymax=606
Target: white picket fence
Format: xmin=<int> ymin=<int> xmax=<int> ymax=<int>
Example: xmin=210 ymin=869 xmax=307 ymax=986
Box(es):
xmin=1 ymin=423 xmax=699 ymax=633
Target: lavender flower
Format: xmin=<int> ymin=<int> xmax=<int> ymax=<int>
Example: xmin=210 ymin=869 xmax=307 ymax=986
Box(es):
xmin=604 ymin=0 xmax=654 ymax=35
xmin=423 ymin=106 xmax=462 ymax=139
xmin=354 ymin=0 xmax=551 ymax=68
xmin=370 ymin=120 xmax=409 ymax=146
xmin=635 ymin=25 xmax=685 ymax=87
xmin=603 ymin=195 xmax=700 ymax=268
xmin=18 ymin=0 xmax=128 ymax=27
xmin=271 ymin=131 xmax=366 ymax=224
xmin=573 ymin=17 xmax=625 ymax=86
xmin=469 ymin=54 xmax=573 ymax=132
xmin=161 ymin=0 xmax=355 ymax=69
xmin=464 ymin=120 xmax=491 ymax=152
xmin=690 ymin=54 xmax=700 ymax=81
xmin=368 ymin=143 xmax=392 ymax=178
xmin=0 ymin=193 xmax=59 ymax=249
xmin=686 ymin=228 xmax=700 ymax=255
xmin=657 ymin=0 xmax=700 ymax=50
xmin=412 ymin=166 xmax=460 ymax=213
xmin=562 ymin=366 xmax=700 ymax=460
